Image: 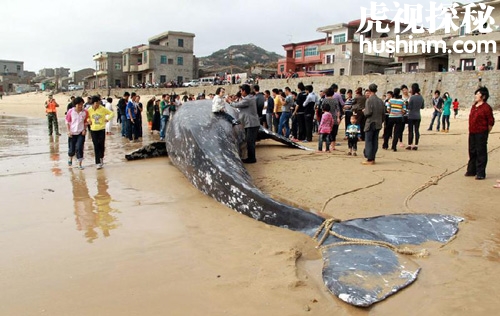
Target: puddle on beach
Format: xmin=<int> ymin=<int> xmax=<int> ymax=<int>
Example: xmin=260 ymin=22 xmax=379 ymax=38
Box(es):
xmin=0 ymin=115 xmax=178 ymax=243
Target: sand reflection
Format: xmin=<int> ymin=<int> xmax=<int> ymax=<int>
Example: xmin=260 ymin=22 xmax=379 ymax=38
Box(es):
xmin=49 ymin=136 xmax=62 ymax=176
xmin=70 ymin=170 xmax=119 ymax=242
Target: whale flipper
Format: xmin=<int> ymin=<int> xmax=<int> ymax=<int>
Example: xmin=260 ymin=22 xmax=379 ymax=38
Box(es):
xmin=125 ymin=142 xmax=168 ymax=160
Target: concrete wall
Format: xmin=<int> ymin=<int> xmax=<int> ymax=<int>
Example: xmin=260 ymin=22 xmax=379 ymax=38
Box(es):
xmin=84 ymin=70 xmax=500 ymax=109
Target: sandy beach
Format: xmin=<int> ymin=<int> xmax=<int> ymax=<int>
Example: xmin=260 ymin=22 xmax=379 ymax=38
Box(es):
xmin=1 ymin=91 xmax=500 ymax=315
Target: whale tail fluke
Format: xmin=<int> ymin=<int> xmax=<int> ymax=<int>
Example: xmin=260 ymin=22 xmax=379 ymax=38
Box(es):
xmin=315 ymin=214 xmax=462 ymax=307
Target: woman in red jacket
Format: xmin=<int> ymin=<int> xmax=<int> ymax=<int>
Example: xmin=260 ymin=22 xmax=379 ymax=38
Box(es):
xmin=465 ymin=87 xmax=495 ymax=180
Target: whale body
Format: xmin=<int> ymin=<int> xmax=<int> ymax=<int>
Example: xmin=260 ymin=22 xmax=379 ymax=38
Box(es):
xmin=127 ymin=100 xmax=462 ymax=307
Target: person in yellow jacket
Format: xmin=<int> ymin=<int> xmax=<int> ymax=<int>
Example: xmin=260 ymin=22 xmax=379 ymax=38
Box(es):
xmin=87 ymin=95 xmax=114 ymax=169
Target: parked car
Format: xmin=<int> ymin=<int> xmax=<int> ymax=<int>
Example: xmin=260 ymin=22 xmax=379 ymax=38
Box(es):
xmin=68 ymin=84 xmax=83 ymax=91
xmin=182 ymin=80 xmax=200 ymax=87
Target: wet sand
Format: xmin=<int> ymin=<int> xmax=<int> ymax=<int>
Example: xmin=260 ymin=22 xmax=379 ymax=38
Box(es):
xmin=1 ymin=92 xmax=500 ymax=315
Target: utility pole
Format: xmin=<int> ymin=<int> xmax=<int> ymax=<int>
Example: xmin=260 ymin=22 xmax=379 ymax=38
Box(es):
xmin=229 ymin=50 xmax=233 ymax=77
xmin=95 ymin=59 xmax=98 ymax=90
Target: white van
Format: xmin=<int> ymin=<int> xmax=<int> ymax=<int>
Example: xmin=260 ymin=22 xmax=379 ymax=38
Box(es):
xmin=199 ymin=77 xmax=214 ymax=86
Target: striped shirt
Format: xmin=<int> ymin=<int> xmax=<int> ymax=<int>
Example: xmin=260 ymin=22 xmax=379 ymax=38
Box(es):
xmin=387 ymin=98 xmax=406 ymax=118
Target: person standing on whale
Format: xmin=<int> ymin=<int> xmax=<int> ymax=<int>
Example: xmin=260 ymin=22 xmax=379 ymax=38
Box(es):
xmin=227 ymin=84 xmax=260 ymax=164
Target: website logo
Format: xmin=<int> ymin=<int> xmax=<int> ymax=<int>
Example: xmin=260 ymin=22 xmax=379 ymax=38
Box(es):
xmin=357 ymin=2 xmax=497 ymax=54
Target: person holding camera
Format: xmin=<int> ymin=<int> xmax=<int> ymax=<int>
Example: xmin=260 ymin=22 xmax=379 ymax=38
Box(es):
xmin=45 ymin=94 xmax=61 ymax=136
xmin=227 ymin=84 xmax=260 ymax=164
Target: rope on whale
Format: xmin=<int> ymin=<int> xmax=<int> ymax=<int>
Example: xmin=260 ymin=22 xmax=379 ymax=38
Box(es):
xmin=312 ymin=218 xmax=429 ymax=257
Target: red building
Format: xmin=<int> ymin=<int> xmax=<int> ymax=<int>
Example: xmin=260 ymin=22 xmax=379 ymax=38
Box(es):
xmin=277 ymin=39 xmax=328 ymax=77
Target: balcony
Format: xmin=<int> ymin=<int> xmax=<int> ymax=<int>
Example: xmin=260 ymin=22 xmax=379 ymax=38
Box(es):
xmin=138 ymin=62 xmax=152 ymax=72
xmin=443 ymin=29 xmax=500 ymax=48
xmin=318 ymin=43 xmax=336 ymax=52
xmin=278 ymin=57 xmax=295 ymax=63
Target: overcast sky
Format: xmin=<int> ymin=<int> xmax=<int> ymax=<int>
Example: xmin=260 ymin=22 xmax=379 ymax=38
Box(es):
xmin=1 ymin=0 xmax=478 ymax=72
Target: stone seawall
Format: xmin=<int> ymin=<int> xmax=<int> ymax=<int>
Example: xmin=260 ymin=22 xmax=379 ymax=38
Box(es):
xmin=84 ymin=70 xmax=499 ymax=109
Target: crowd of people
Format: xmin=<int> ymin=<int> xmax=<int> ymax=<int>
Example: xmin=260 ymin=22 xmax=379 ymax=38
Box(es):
xmin=46 ymin=81 xmax=496 ymax=186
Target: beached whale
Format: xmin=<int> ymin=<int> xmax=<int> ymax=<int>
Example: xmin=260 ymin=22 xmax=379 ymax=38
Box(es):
xmin=126 ymin=100 xmax=461 ymax=307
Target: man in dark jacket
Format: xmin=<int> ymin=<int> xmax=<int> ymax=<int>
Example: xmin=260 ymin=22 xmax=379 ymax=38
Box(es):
xmin=228 ymin=84 xmax=260 ymax=164
xmin=362 ymin=84 xmax=386 ymax=165
xmin=254 ymin=84 xmax=265 ymax=125
xmin=117 ymin=92 xmax=130 ymax=137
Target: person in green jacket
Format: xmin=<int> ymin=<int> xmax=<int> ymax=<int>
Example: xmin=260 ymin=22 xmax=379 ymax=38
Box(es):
xmin=159 ymin=94 xmax=170 ymax=141
xmin=441 ymin=92 xmax=452 ymax=133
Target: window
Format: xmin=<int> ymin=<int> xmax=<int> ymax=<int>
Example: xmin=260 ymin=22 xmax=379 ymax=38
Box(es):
xmin=334 ymin=33 xmax=346 ymax=44
xmin=340 ymin=68 xmax=345 ymax=76
xmin=177 ymin=76 xmax=183 ymax=84
xmin=295 ymin=50 xmax=302 ymax=58
xmin=177 ymin=57 xmax=184 ymax=65
xmin=341 ymin=44 xmax=346 ymax=52
xmin=115 ymin=63 xmax=121 ymax=70
xmin=178 ymin=39 xmax=184 ymax=47
xmin=407 ymin=63 xmax=419 ymax=72
xmin=143 ymin=51 xmax=147 ymax=63
xmin=459 ymin=25 xmax=466 ymax=36
xmin=168 ymin=58 xmax=174 ymax=65
xmin=123 ymin=55 xmax=127 ymax=66
xmin=16 ymin=65 xmax=21 ymax=71
xmin=161 ymin=55 xmax=167 ymax=64
xmin=304 ymin=46 xmax=319 ymax=57
xmin=460 ymin=58 xmax=475 ymax=71
xmin=280 ymin=65 xmax=284 ymax=72
xmin=160 ymin=75 xmax=166 ymax=83
xmin=326 ymin=55 xmax=335 ymax=63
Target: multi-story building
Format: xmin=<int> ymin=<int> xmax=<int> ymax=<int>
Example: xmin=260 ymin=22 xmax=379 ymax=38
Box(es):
xmin=122 ymin=31 xmax=196 ymax=87
xmin=54 ymin=67 xmax=70 ymax=78
xmin=71 ymin=68 xmax=94 ymax=86
xmin=0 ymin=59 xmax=24 ymax=77
xmin=277 ymin=39 xmax=326 ymax=77
xmin=91 ymin=52 xmax=127 ymax=88
xmin=316 ymin=19 xmax=397 ymax=76
xmin=445 ymin=0 xmax=500 ymax=71
xmin=38 ymin=68 xmax=55 ymax=77
xmin=0 ymin=59 xmax=25 ymax=93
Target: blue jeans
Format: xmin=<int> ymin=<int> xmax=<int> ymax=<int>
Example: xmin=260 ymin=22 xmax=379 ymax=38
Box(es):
xmin=126 ymin=119 xmax=135 ymax=140
xmin=160 ymin=115 xmax=169 ymax=139
xmin=318 ymin=133 xmax=330 ymax=151
xmin=442 ymin=115 xmax=450 ymax=130
xmin=68 ymin=133 xmax=85 ymax=160
xmin=429 ymin=111 xmax=442 ymax=130
xmin=121 ymin=114 xmax=127 ymax=136
xmin=278 ymin=112 xmax=291 ymax=138
xmin=364 ymin=123 xmax=380 ymax=161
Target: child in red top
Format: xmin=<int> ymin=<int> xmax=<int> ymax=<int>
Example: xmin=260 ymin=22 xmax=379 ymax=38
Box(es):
xmin=453 ymin=98 xmax=459 ymax=118
xmin=317 ymin=103 xmax=334 ymax=153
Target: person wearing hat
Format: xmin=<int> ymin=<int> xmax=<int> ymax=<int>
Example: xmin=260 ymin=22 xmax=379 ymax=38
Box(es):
xmin=45 ymin=94 xmax=61 ymax=136
xmin=87 ymin=95 xmax=114 ymax=169
xmin=362 ymin=83 xmax=386 ymax=165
